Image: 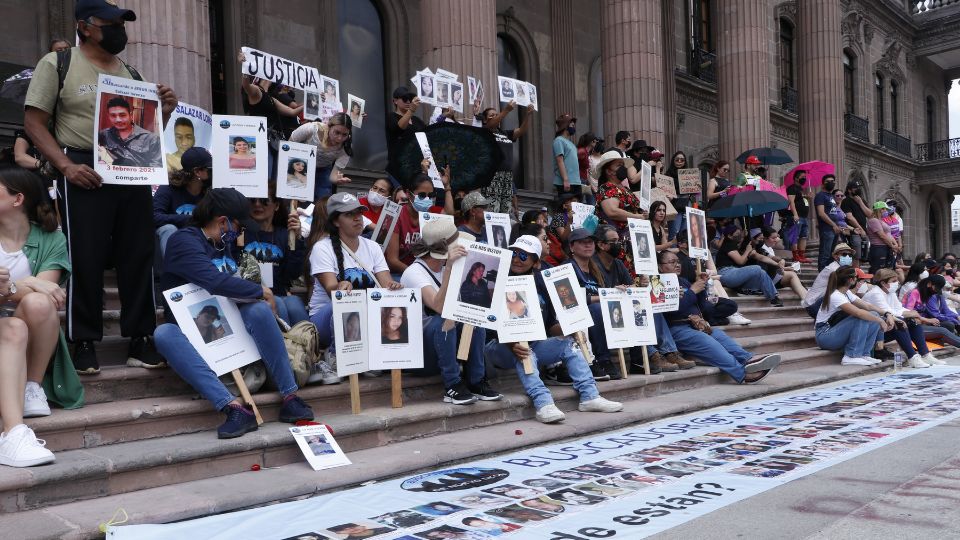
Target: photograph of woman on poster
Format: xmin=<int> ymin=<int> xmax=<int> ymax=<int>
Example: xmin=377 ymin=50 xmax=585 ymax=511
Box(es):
xmin=380 ymin=306 xmax=409 ymax=345
xmin=459 ymin=261 xmax=493 ymax=308
xmin=228 ymin=136 xmax=256 ymax=170
xmin=505 ymin=291 xmax=529 ymax=319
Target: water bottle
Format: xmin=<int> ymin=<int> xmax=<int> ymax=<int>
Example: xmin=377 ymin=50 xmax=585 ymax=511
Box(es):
xmin=706 ymin=278 xmax=718 ymax=304
xmin=893 ymin=352 xmax=904 ymax=372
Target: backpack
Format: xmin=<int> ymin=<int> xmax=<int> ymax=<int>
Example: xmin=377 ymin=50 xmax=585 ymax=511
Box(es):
xmin=277 ymin=317 xmax=322 ymax=387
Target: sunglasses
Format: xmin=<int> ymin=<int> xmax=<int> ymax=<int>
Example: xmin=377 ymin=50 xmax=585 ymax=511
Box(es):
xmin=399 ymin=96 xmax=413 ymax=103
xmin=512 ymin=250 xmax=531 ymax=262
xmin=414 ymin=192 xmax=433 ymax=200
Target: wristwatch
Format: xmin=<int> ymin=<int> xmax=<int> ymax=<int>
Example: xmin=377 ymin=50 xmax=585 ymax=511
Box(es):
xmin=0 ymin=281 xmax=16 ymax=298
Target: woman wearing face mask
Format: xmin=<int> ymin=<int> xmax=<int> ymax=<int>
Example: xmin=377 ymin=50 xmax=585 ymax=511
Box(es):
xmin=705 ymin=161 xmax=731 ymax=209
xmin=814 ymin=265 xmax=892 ymax=366
xmin=553 ymin=115 xmax=582 ymax=196
xmin=155 ymin=147 xmax=212 ymax=257
xmin=861 ymin=269 xmax=943 ymax=368
xmin=902 ymin=275 xmax=960 ymax=348
xmin=714 ymin=224 xmax=784 ymax=307
xmin=385 ymin=170 xmax=454 ymax=274
xmin=903 ymin=274 xmax=960 ymax=332
xmin=865 ymin=201 xmax=899 ymax=274
xmin=899 ymin=261 xmax=928 ymax=304
xmin=290 ymin=113 xmax=355 ymax=201
xmin=358 ymin=178 xmax=393 ymax=229
xmin=593 ymin=151 xmax=645 ymax=271
xmin=648 ymin=201 xmax=672 ymax=253
xmin=566 ymin=228 xmax=619 ymax=380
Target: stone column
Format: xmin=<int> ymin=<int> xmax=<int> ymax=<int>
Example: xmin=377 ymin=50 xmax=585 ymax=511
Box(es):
xmin=661 ymin=0 xmax=678 ymax=153
xmin=716 ymin=0 xmax=770 ymax=161
xmin=600 ymin=0 xmax=664 ymax=149
xmin=420 ymin=0 xmax=498 ymax=110
xmin=123 ymin=0 xmax=212 ymax=111
xmin=550 ymin=0 xmax=577 ymax=118
xmin=798 ymin=0 xmax=845 ymax=172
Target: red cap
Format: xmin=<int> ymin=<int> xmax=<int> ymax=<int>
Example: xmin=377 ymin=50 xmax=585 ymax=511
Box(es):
xmin=745 ymin=156 xmax=761 ymax=165
xmin=855 ymin=268 xmax=873 ymax=280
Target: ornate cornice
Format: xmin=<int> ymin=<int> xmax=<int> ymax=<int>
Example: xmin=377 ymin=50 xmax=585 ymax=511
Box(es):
xmin=676 ymin=73 xmax=718 ymax=118
xmin=775 ymin=1 xmax=797 ymax=21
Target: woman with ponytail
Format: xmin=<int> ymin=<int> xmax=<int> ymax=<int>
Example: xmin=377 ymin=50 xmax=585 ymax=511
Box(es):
xmin=814 ymin=265 xmax=892 ymax=366
xmin=290 ymin=112 xmax=355 ymax=200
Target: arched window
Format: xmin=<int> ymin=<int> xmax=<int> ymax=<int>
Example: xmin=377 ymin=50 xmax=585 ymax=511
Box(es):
xmin=927 ymin=96 xmax=936 ymax=143
xmin=779 ymin=19 xmax=795 ymax=89
xmin=497 ymin=34 xmax=526 ymax=189
xmin=338 ymin=0 xmax=387 ymax=170
xmin=843 ymin=50 xmax=855 ymax=115
xmin=875 ymin=73 xmax=884 ymax=132
xmin=890 ymin=80 xmax=899 ymax=133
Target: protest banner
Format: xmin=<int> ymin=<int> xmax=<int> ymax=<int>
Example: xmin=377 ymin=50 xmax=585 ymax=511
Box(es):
xmin=419 ymin=211 xmax=455 ymax=235
xmin=164 ymin=102 xmax=212 ymax=173
xmin=240 ymin=46 xmax=321 ymax=92
xmin=655 ymin=173 xmax=677 ymax=198
xmin=367 ymin=288 xmax=424 ymax=372
xmin=678 ymin=168 xmax=702 ymax=195
xmin=347 ymin=94 xmax=365 ymax=128
xmin=541 ymin=264 xmax=593 ymax=337
xmin=372 ymin=200 xmax=402 ymax=251
xmin=94 ymin=74 xmax=167 ymax=185
xmin=211 ymin=114 xmax=268 ymax=198
xmin=686 ymin=207 xmax=710 ymax=261
xmin=289 ymin=424 xmax=351 ymax=471
xmin=649 ymin=273 xmax=681 ymax=313
xmin=627 ymin=218 xmax=658 ymax=275
xmin=441 ymin=241 xmax=511 ymax=330
xmin=332 ymin=290 xmax=369 ymax=414
xmin=414 ymin=132 xmax=445 ymax=189
xmin=484 ymin=212 xmax=512 ymax=249
xmin=636 ymin=160 xmax=652 ymax=211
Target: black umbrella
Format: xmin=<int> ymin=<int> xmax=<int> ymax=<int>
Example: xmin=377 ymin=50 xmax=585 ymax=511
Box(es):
xmin=708 ymin=190 xmax=788 ymax=218
xmin=390 ymin=123 xmax=503 ymax=191
xmin=0 ymin=68 xmax=33 ymax=105
xmin=735 ymin=147 xmax=793 ymax=166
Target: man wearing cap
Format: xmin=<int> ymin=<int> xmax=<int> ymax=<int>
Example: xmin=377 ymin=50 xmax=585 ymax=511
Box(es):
xmin=24 ymin=0 xmax=180 ymax=373
xmin=457 ymin=192 xmax=492 ymax=243
xmin=553 ymin=114 xmax=581 ymax=196
xmin=154 ymin=146 xmax=212 ymax=256
xmin=802 ymin=242 xmax=856 ymax=318
xmin=735 ymin=156 xmax=763 ymax=187
xmin=386 ymin=86 xmax=425 ymax=177
xmin=814 ymin=174 xmax=842 ymax=271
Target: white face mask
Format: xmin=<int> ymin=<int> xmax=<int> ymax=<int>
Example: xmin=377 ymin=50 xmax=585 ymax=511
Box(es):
xmin=857 ymin=283 xmax=870 ymax=295
xmin=366 ymin=190 xmax=388 ymax=207
xmin=920 ymin=271 xmax=930 ymax=280
xmin=887 ymin=281 xmax=900 ymax=293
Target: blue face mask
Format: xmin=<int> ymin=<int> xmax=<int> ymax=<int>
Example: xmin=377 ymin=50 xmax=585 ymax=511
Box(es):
xmin=839 ymin=255 xmax=853 ymax=266
xmin=221 ymin=219 xmax=240 ymax=245
xmin=412 ymin=196 xmax=434 ymax=213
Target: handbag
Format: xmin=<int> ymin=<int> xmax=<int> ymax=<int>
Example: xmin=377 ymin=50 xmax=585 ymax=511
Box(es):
xmin=826 ymin=310 xmax=849 ymax=327
xmin=687 ymin=314 xmax=713 ymax=335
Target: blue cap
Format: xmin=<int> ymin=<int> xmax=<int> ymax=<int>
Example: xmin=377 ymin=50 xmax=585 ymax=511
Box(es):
xmin=75 ymin=0 xmax=137 ymax=22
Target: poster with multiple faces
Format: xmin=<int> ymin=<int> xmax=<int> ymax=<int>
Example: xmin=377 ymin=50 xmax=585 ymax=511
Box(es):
xmin=649 ymin=273 xmax=681 ymax=314
xmin=275 ymin=141 xmax=316 ymax=202
xmin=627 ymin=218 xmax=658 ymax=275
xmin=163 ymin=102 xmax=212 ymax=173
xmin=541 ymin=263 xmax=593 ymax=336
xmin=211 ymin=114 xmax=268 ymax=198
xmin=94 ymin=74 xmax=168 ymax=185
xmin=496 ymin=76 xmax=538 ymax=110
xmin=598 ymin=288 xmax=657 ymax=350
xmin=484 ymin=212 xmax=512 ymax=249
xmin=440 ymin=241 xmax=511 ymax=330
xmin=331 ymin=290 xmax=369 ymax=377
xmin=367 ymin=288 xmax=424 ymax=370
xmin=686 ymin=207 xmax=710 ymax=261
xmin=496 ymin=275 xmax=547 ymax=344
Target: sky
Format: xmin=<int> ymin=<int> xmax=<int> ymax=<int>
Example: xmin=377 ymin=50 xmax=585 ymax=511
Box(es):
xmin=951 ymin=78 xmax=960 ymax=139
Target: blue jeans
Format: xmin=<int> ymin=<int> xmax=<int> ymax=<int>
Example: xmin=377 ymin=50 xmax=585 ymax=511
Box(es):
xmin=885 ymin=324 xmax=929 ymax=357
xmin=309 ymin=302 xmax=334 ymax=349
xmin=275 ymin=295 xmax=308 ymax=326
xmin=652 ymin=312 xmax=678 ymax=354
xmin=922 ymin=325 xmax=960 ymax=348
xmin=718 ymin=265 xmax=778 ymax=300
xmin=156 ymin=224 xmax=178 ymax=258
xmin=668 ymin=211 xmax=686 ymax=241
xmin=868 ymin=245 xmax=891 ymax=275
xmin=408 ymin=316 xmax=486 ymax=388
xmin=669 ymin=325 xmax=753 ymax=382
xmin=818 ymin=227 xmax=836 ymax=271
xmin=587 ymin=303 xmax=611 ymax=364
xmin=815 ymin=317 xmax=882 ymax=357
xmin=155 ymin=302 xmax=298 ymax=411
xmin=781 ymin=216 xmax=808 ymax=250
xmin=487 ymin=337 xmax=599 ymax=409
xmin=314 ymin=165 xmax=333 ymax=201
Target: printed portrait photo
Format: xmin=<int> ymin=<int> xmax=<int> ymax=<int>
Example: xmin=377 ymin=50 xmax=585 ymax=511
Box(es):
xmin=451 ymin=82 xmax=464 ymax=109
xmin=321 ymin=77 xmax=339 ymax=105
xmin=412 ymin=501 xmax=467 ymax=517
xmin=504 ymin=290 xmax=530 ymax=319
xmin=326 ymin=521 xmax=394 ymax=540
xmin=348 ymin=99 xmax=364 ymax=128
xmin=342 ymin=311 xmax=362 ymax=343
xmin=415 ymin=525 xmax=477 ymax=540
xmin=632 ymin=299 xmax=648 ymax=327
xmin=553 ymin=278 xmax=579 ymax=310
xmin=187 ymin=298 xmax=234 ymax=344
xmin=166 ymin=116 xmax=195 ymax=172
xmin=491 ymin=225 xmax=508 ymax=248
xmin=375 ymin=215 xmax=395 ymax=245
xmin=305 ymin=434 xmax=334 ymax=456
xmin=371 ymin=509 xmax=435 ymax=529
xmin=544 ymin=488 xmax=606 ymax=506
xmin=228 ymin=136 xmax=257 ymax=170
xmin=500 ymin=79 xmax=514 ymax=99
xmin=380 ymin=306 xmax=409 ymax=345
xmin=607 ymin=300 xmax=625 ymax=329
xmin=634 ymin=232 xmax=651 ymax=260
xmin=419 ymin=74 xmax=435 ymax=100
xmin=649 ymin=275 xmax=666 ymax=305
xmin=484 ymin=504 xmax=556 ymax=524
xmin=305 ymin=91 xmax=320 ymax=118
xmin=286 ymin=158 xmax=308 ymax=189
xmin=97 ymin=93 xmax=162 ymax=168
xmin=458 ymin=252 xmax=498 ymax=309
xmin=435 ymin=80 xmax=450 ymax=106
xmin=527 ymin=84 xmax=538 ymax=108
xmin=689 ymin=212 xmax=707 ymax=251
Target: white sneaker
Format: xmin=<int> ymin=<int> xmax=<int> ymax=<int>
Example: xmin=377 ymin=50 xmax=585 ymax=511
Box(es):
xmin=841 ymin=355 xmax=874 ymax=366
xmin=23 ymin=382 xmax=51 ymax=418
xmin=729 ymin=313 xmax=752 ymax=325
xmin=578 ymin=396 xmax=624 ymax=413
xmin=906 ymin=355 xmax=931 ymax=368
xmin=0 ymin=424 xmax=55 ymax=467
xmin=307 ymin=355 xmax=343 ymax=385
xmin=536 ymin=403 xmax=566 ymax=424
xmin=923 ymin=353 xmax=946 ymax=366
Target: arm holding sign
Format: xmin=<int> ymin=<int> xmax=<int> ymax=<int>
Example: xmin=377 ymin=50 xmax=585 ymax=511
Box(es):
xmin=422 ymin=245 xmax=467 ymax=314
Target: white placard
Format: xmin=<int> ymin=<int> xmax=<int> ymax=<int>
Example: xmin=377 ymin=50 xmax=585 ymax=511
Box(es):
xmin=331 ymin=290 xmax=369 ymax=377
xmin=414 ymin=132 xmax=445 ymax=189
xmin=346 ymin=94 xmax=365 ymax=129
xmin=418 ymin=211 xmax=454 ymax=234
xmin=94 ymin=74 xmax=167 ymax=185
xmin=541 ymin=263 xmax=594 ymax=335
xmin=569 ymin=202 xmax=595 ymax=230
xmin=497 ymin=76 xmax=516 ymax=103
xmin=637 ymin=160 xmax=652 ymax=211
xmin=320 ymin=75 xmax=341 ymax=109
xmin=162 ymin=284 xmax=261 ymax=376
xmin=468 ymin=76 xmax=479 ymax=103
xmin=686 ymin=207 xmax=710 ymax=261
xmin=211 ymin=114 xmax=268 ymax=198
xmin=164 ymin=102 xmax=212 ymax=173
xmin=434 ymin=78 xmax=451 ymax=109
xmin=435 ymin=68 xmax=459 ymax=82
xmin=275 ymin=141 xmax=316 ymax=202
xmin=367 ymin=288 xmax=424 ymax=370
xmin=627 ymin=218 xmax=658 ymax=275
xmin=497 ymin=275 xmax=547 ymax=343
xmin=449 ymin=80 xmax=465 ymax=113
xmin=441 ymin=241 xmax=511 ymax=329
xmin=527 ymin=82 xmax=539 ymax=111
xmin=415 ymin=69 xmax=437 ymax=106
xmin=303 ymin=90 xmax=321 ymax=121
xmin=240 ymin=46 xmax=322 ymax=91
xmin=289 ymin=424 xmax=351 ymax=471
xmin=513 ymin=77 xmax=529 ymax=107
xmin=649 ymin=273 xmax=681 ymax=313
xmin=257 ymin=262 xmax=274 ymax=289
xmin=598 ymin=288 xmax=657 ymax=349
xmin=372 ymin=200 xmax=402 ymax=251
xmin=484 ymin=212 xmax=512 ymax=249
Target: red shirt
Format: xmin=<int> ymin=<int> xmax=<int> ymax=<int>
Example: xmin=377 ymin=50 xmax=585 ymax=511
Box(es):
xmin=359 ymin=197 xmax=383 ymax=224
xmin=394 ymin=206 xmax=443 ymax=266
xmin=577 ymin=147 xmax=590 ymax=181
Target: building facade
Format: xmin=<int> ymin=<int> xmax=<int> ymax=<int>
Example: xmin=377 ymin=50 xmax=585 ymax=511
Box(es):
xmin=3 ymin=0 xmax=960 ymax=255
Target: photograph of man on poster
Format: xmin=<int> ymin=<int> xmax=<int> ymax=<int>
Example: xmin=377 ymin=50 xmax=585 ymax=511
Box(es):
xmin=97 ymin=95 xmax=162 ymax=167
xmin=166 ymin=117 xmax=195 ymax=172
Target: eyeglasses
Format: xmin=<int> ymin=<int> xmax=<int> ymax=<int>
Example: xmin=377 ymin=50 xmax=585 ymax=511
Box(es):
xmin=660 ymin=258 xmax=681 ymax=266
xmin=512 ymin=250 xmax=531 ymax=262
xmin=398 ymin=97 xmax=412 ymax=103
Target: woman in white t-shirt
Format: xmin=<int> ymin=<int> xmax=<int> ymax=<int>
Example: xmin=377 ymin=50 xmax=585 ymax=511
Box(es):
xmin=814 ymin=265 xmax=893 ymax=366
xmin=306 ymin=193 xmax=402 ymax=383
xmin=400 ymin=220 xmax=500 ymax=405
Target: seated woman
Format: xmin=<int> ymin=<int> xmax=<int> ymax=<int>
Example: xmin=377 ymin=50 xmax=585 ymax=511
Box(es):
xmin=156 ymin=188 xmax=314 ymax=439
xmin=154 ymin=147 xmax=212 ymax=256
xmin=902 ymin=275 xmax=960 ymax=348
xmin=566 ymin=228 xmax=619 ymax=380
xmin=485 ymin=235 xmax=623 ymax=423
xmin=750 ymin=227 xmax=808 ymax=301
xmin=655 ymin=251 xmax=780 ymax=384
xmin=674 ymin=229 xmax=752 ymax=326
xmin=714 ymin=223 xmax=784 ymax=307
xmin=813 ymin=265 xmax=892 ymax=366
xmin=400 ymin=219 xmax=500 ymax=404
xmin=861 ymin=268 xmax=943 ymax=368
xmin=385 ymin=172 xmax=454 ymax=275
xmin=359 ymin=177 xmax=394 ymax=232
xmin=0 ymin=165 xmax=74 ymax=467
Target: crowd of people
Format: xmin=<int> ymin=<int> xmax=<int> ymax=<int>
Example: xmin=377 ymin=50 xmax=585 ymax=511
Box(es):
xmin=1 ymin=0 xmax=957 ymax=470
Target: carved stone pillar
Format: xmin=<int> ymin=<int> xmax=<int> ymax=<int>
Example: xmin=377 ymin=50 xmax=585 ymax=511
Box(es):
xmin=550 ymin=0 xmax=577 ymax=118
xmin=798 ymin=0 xmax=845 ymax=172
xmin=661 ymin=0 xmax=678 ymax=153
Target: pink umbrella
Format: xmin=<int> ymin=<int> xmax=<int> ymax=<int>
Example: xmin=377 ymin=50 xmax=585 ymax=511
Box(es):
xmin=783 ymin=161 xmax=835 ymax=189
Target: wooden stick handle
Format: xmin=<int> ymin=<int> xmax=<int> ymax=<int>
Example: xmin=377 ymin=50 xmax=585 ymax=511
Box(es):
xmin=231 ymin=369 xmax=263 ymax=425
xmin=457 ymin=324 xmax=475 ymax=361
xmin=288 ymin=201 xmax=297 ymax=250
xmin=518 ymin=341 xmax=533 ymax=375
xmin=391 ymin=369 xmax=403 ymax=408
xmin=641 ymin=346 xmax=651 ymax=376
xmin=617 ymin=348 xmax=628 ymax=380
xmin=349 ymin=373 xmax=361 ymax=414
xmin=574 ymin=332 xmax=592 ymax=365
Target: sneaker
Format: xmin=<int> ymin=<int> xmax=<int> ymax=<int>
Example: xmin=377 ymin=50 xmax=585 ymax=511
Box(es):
xmin=73 ymin=341 xmax=100 ymax=375
xmin=741 ymin=288 xmax=764 ymax=296
xmin=590 ymin=363 xmax=611 ymax=381
xmin=217 ymin=404 xmax=258 ymax=439
xmin=664 ymin=352 xmax=695 ymax=370
xmin=127 ymin=336 xmax=167 ymax=369
xmin=278 ymin=394 xmax=315 ymax=423
xmin=363 ymin=370 xmax=384 ymax=378
xmin=728 ymin=313 xmax=752 ymax=325
xmin=742 ymin=369 xmax=772 ymax=384
xmin=0 ymin=424 xmax=55 ymax=467
xmin=578 ymin=396 xmax=624 ymax=413
xmin=542 ymin=364 xmax=574 ymax=386
xmin=840 ymin=355 xmax=874 ymax=366
xmin=923 ymin=353 xmax=946 ymax=366
xmin=872 ymin=348 xmax=895 ymax=361
xmin=630 ymin=351 xmax=662 ymax=375
xmin=23 ymin=382 xmax=51 ymax=418
xmin=443 ymin=382 xmax=478 ymax=405
xmin=745 ymin=354 xmax=781 ymax=374
xmin=604 ymin=361 xmax=624 ymax=380
xmin=770 ymin=296 xmax=784 ymax=307
xmin=536 ymin=403 xmax=566 ymax=423
xmin=906 ymin=355 xmax=931 ymax=369
xmin=653 ymin=353 xmax=679 ymax=372
xmin=308 ymin=356 xmax=343 ymax=385
xmin=468 ymin=379 xmax=503 ymax=401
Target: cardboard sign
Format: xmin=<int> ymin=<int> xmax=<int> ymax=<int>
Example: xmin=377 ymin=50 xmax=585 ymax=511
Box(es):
xmin=367 ymin=288 xmax=424 ymax=370
xmin=164 ymin=102 xmax=212 ymax=173
xmin=331 ymin=291 xmax=369 ymax=377
xmin=598 ymin=287 xmax=657 ymax=349
xmin=678 ymin=168 xmax=702 ymax=195
xmin=418 ymin=211 xmax=455 ymax=234
xmin=211 ymin=114 xmax=268 ymax=198
xmin=655 ymin=173 xmax=677 ymax=198
xmin=289 ymin=424 xmax=351 ymax=471
xmin=240 ymin=46 xmax=321 ymax=91
xmin=649 ymin=273 xmax=681 ymax=313
xmin=372 ymin=200 xmax=402 ymax=251
xmin=162 ymin=284 xmax=261 ymax=376
xmin=637 ymin=160 xmax=652 ymax=211
xmin=346 ymin=94 xmax=365 ymax=129
xmin=441 ymin=241 xmax=511 ymax=329
xmin=569 ymin=202 xmax=595 ymax=230
xmin=497 ymin=275 xmax=547 ymax=343
xmin=275 ymin=141 xmax=316 ymax=202
xmin=686 ymin=207 xmax=710 ymax=260
xmin=484 ymin=212 xmax=512 ymax=249
xmin=414 ymin=132 xmax=445 ymax=189
xmin=541 ymin=264 xmax=594 ymax=335
xmin=94 ymin=74 xmax=167 ymax=185
xmin=627 ymin=218 xmax=658 ymax=275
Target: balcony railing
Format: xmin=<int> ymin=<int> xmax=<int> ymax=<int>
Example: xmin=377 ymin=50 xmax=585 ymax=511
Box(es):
xmin=688 ymin=48 xmax=716 ymax=84
xmin=916 ymin=137 xmax=960 ymax=162
xmin=780 ymin=86 xmax=798 ymax=114
xmin=879 ymin=128 xmax=912 ymax=157
xmin=844 ymin=113 xmax=869 ymax=141
xmin=912 ymin=0 xmax=960 ymax=14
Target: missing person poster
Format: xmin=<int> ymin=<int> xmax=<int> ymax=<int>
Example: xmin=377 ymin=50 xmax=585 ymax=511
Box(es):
xmin=598 ymin=288 xmax=657 ymax=349
xmin=372 ymin=200 xmax=402 ymax=250
xmin=320 ymin=76 xmax=341 ymax=121
xmin=419 ymin=211 xmax=455 ymax=234
xmin=414 ymin=132 xmax=445 ymax=189
xmin=678 ymin=168 xmax=702 ymax=195
xmin=289 ymin=424 xmax=351 ymax=471
xmin=332 ymin=291 xmax=369 ymax=377
xmin=627 ymin=218 xmax=658 ymax=275
xmin=649 ymin=273 xmax=681 ymax=314
xmin=94 ymin=74 xmax=167 ymax=185
xmin=686 ymin=207 xmax=710 ymax=260
xmin=367 ymin=288 xmax=424 ymax=370
xmin=484 ymin=212 xmax=512 ymax=249
xmin=440 ymin=241 xmax=511 ymax=330
xmin=497 ymin=275 xmax=547 ymax=343
xmin=275 ymin=141 xmax=316 ymax=202
xmin=163 ymin=284 xmax=260 ymax=376
xmin=347 ymin=94 xmax=365 ymax=129
xmin=468 ymin=76 xmax=479 ymax=103
xmin=164 ymin=102 xmax=212 ymax=173
xmin=212 ymin=114 xmax=269 ymax=198
xmin=541 ymin=264 xmax=593 ymax=335
xmin=636 ymin=160 xmax=652 ymax=211
xmin=449 ymin=81 xmax=465 ymax=113
xmin=303 ymin=91 xmax=321 ymax=121
xmin=497 ymin=76 xmax=515 ymax=103
xmin=435 ymin=78 xmax=451 ymax=109
xmin=526 ymin=82 xmax=539 ymax=111
xmin=415 ymin=69 xmax=437 ymax=106
xmin=240 ymin=46 xmax=321 ymax=92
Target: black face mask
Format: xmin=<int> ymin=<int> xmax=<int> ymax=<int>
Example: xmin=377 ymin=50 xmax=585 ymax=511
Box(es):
xmin=796 ymin=177 xmax=806 ymax=185
xmin=615 ymin=166 xmax=629 ymax=182
xmin=823 ymin=182 xmax=836 ymax=191
xmin=95 ymin=23 xmax=129 ymax=55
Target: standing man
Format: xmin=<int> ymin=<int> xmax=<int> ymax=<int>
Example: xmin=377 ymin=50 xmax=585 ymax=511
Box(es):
xmin=386 ymin=86 xmax=424 ymax=184
xmin=553 ymin=114 xmax=581 ymax=197
xmin=736 ymin=156 xmax=762 ymax=186
xmin=841 ymin=180 xmax=871 ymax=268
xmin=611 ymin=131 xmax=632 ymax=157
xmin=24 ymin=0 xmax=177 ymax=373
xmin=813 ymin=174 xmax=842 ymax=271
xmin=97 ymin=96 xmax=162 ymax=167
xmin=784 ymin=169 xmax=812 ymax=263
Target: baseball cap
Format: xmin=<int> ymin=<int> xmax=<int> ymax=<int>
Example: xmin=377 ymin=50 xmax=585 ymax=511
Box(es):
xmin=509 ymin=235 xmax=543 ymax=260
xmin=418 ymin=219 xmax=458 ymax=260
xmin=392 ymin=86 xmax=416 ymax=100
xmin=855 ymin=268 xmax=873 ymax=280
xmin=568 ymin=228 xmax=594 ymax=243
xmin=181 ymin=147 xmax=212 ymax=172
xmin=832 ymin=242 xmax=854 ymax=255
xmin=461 ymin=191 xmax=492 ymax=212
xmin=207 ymin=188 xmax=260 ymax=234
xmin=199 ymin=305 xmax=221 ymax=320
xmin=745 ymin=156 xmax=761 ymax=165
xmin=872 ymin=200 xmax=890 ymax=210
xmin=326 ymin=192 xmax=368 ymax=215
xmin=75 ymin=0 xmax=137 ymax=21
